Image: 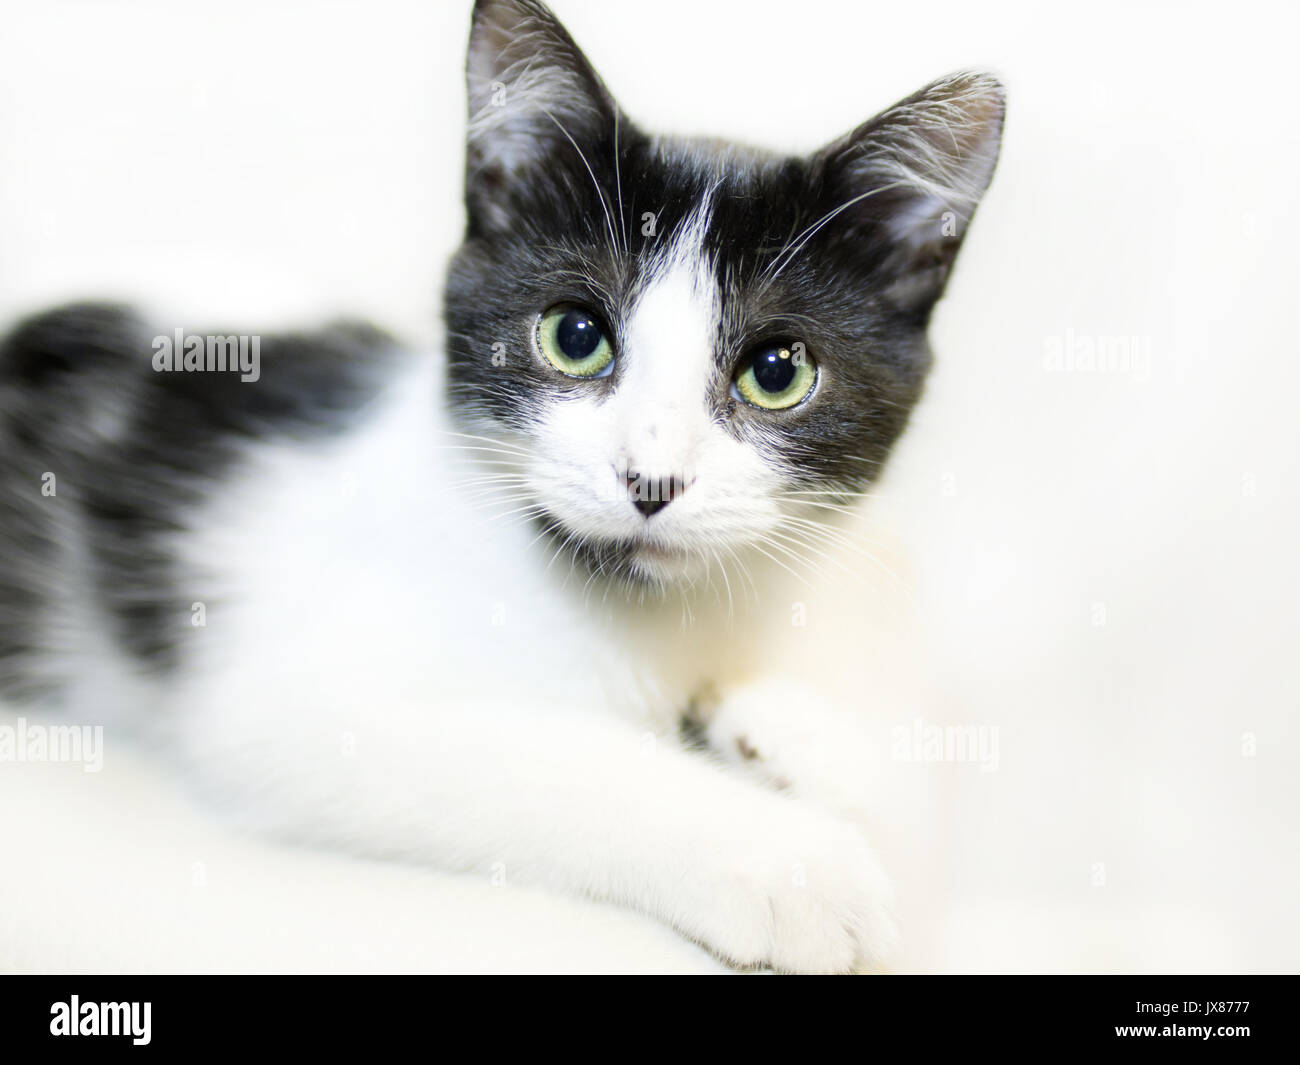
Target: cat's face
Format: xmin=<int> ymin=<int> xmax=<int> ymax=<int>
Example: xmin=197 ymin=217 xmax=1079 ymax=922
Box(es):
xmin=445 ymin=0 xmax=1003 ymax=587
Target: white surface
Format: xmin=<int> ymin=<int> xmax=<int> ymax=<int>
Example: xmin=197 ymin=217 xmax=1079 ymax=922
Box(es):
xmin=1 ymin=0 xmax=1297 ymax=972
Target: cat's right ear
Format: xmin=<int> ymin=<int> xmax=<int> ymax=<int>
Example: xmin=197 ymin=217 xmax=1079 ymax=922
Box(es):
xmin=464 ymin=0 xmax=617 ymax=234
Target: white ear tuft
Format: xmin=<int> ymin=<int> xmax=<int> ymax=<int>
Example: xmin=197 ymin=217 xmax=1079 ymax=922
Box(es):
xmin=465 ymin=0 xmax=612 ymax=184
xmin=853 ymin=71 xmax=1005 ymax=239
xmin=815 ymin=71 xmax=1006 ymax=313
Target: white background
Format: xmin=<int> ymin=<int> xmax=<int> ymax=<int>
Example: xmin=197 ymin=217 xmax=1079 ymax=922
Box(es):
xmin=0 ymin=0 xmax=1296 ymax=972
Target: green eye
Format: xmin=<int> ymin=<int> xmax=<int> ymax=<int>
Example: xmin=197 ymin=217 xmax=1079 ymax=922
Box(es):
xmin=537 ymin=304 xmax=615 ymax=378
xmin=733 ymin=343 xmax=817 ymax=409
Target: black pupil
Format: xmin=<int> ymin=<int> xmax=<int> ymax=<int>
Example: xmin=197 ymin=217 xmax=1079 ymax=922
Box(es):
xmin=556 ymin=310 xmax=602 ymax=361
xmin=752 ymin=347 xmax=796 ymax=393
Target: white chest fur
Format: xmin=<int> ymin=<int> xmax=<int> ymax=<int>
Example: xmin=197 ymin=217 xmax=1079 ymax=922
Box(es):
xmin=170 ymin=352 xmax=706 ymax=736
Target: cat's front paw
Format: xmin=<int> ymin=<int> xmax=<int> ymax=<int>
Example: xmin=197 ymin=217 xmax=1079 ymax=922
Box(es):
xmin=695 ymin=679 xmax=885 ymax=821
xmin=681 ymin=802 xmax=898 ymax=974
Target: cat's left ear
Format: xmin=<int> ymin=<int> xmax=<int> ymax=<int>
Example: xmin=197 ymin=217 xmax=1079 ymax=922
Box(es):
xmin=813 ymin=71 xmax=1006 ymax=319
xmin=464 ymin=0 xmax=618 ymax=234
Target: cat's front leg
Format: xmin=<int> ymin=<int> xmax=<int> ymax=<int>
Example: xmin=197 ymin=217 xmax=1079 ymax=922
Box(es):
xmin=181 ymin=694 xmax=896 ymax=973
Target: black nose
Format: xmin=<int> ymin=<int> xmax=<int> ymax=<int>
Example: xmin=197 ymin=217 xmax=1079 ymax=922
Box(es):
xmin=633 ymin=497 xmax=668 ymax=518
xmin=627 ymin=471 xmax=686 ymax=518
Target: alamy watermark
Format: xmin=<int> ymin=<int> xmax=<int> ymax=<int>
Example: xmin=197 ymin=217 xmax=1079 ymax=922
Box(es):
xmin=152 ymin=328 xmax=261 ymax=382
xmin=50 ymin=996 xmax=150 ymax=1045
xmin=1043 ymin=327 xmax=1152 ymax=383
xmin=891 ymin=718 xmax=1000 ymax=772
xmin=0 ymin=716 xmax=103 ymax=772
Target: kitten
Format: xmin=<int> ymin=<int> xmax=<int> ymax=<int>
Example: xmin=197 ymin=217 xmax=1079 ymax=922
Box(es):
xmin=0 ymin=0 xmax=1003 ymax=972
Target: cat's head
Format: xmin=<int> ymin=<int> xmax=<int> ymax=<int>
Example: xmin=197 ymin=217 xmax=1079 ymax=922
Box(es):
xmin=444 ymin=0 xmax=1004 ymax=588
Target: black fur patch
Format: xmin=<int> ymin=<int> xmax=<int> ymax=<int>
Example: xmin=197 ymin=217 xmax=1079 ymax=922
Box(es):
xmin=0 ymin=303 xmax=399 ymax=695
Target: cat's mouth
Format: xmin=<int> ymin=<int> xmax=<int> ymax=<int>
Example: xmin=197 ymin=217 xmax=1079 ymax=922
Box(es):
xmin=616 ymin=539 xmax=704 ymax=585
xmin=534 ymin=510 xmax=704 ymax=586
xmin=625 ymin=540 xmax=702 ymax=582
xmin=629 ymin=541 xmax=690 ymax=563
